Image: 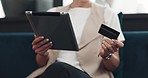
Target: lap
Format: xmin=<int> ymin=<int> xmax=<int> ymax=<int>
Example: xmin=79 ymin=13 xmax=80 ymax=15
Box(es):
xmin=37 ymin=62 xmax=91 ymax=78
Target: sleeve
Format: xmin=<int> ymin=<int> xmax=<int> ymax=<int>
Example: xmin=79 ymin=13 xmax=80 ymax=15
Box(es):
xmin=104 ymin=6 xmax=125 ymax=41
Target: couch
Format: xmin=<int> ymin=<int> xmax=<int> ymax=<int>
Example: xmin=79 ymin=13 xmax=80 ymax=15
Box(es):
xmin=122 ymin=31 xmax=148 ymax=78
xmin=113 ymin=31 xmax=148 ymax=78
xmin=0 ymin=31 xmax=148 ymax=78
xmin=0 ymin=33 xmax=38 ymax=78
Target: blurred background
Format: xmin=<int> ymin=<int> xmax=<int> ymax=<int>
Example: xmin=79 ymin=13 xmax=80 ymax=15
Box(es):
xmin=1 ymin=0 xmax=60 ymax=17
xmin=2 ymin=0 xmax=148 ymax=18
xmin=0 ymin=0 xmax=62 ymax=32
xmin=0 ymin=0 xmax=148 ymax=33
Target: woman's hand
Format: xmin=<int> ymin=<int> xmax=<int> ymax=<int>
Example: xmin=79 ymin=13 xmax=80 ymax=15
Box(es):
xmin=100 ymin=38 xmax=124 ymax=59
xmin=32 ymin=35 xmax=53 ymax=56
xmin=99 ymin=38 xmax=124 ymax=71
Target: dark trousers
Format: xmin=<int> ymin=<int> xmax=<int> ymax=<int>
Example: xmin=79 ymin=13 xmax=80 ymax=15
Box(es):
xmin=37 ymin=62 xmax=92 ymax=78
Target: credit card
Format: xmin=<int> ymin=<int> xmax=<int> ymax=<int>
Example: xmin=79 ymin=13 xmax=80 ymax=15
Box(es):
xmin=98 ymin=24 xmax=120 ymax=39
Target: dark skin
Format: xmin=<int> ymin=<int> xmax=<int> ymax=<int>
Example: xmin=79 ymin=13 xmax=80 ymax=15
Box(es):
xmin=32 ymin=35 xmax=52 ymax=66
xmin=32 ymin=0 xmax=124 ymax=71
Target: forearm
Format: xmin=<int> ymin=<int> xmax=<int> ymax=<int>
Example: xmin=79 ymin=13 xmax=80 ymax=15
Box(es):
xmin=36 ymin=54 xmax=49 ymax=67
xmin=102 ymin=52 xmax=120 ymax=71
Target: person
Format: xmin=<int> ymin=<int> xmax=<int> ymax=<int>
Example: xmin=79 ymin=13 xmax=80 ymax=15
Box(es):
xmin=27 ymin=0 xmax=125 ymax=78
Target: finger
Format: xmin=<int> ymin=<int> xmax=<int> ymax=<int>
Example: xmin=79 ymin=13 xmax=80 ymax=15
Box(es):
xmin=109 ymin=39 xmax=119 ymax=52
xmin=102 ymin=43 xmax=109 ymax=53
xmin=49 ymin=41 xmax=53 ymax=47
xmin=32 ymin=36 xmax=44 ymax=45
xmin=32 ymin=39 xmax=50 ymax=50
xmin=98 ymin=48 xmax=104 ymax=56
xmin=112 ymin=45 xmax=119 ymax=52
xmin=113 ymin=39 xmax=124 ymax=48
xmin=35 ymin=42 xmax=51 ymax=54
xmin=37 ymin=48 xmax=49 ymax=56
xmin=104 ymin=38 xmax=115 ymax=50
xmin=34 ymin=34 xmax=40 ymax=38
xmin=104 ymin=39 xmax=120 ymax=52
xmin=104 ymin=38 xmax=114 ymax=45
xmin=102 ymin=40 xmax=114 ymax=53
xmin=102 ymin=43 xmax=110 ymax=55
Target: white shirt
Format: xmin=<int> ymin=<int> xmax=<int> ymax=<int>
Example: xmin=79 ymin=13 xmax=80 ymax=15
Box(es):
xmin=57 ymin=8 xmax=91 ymax=71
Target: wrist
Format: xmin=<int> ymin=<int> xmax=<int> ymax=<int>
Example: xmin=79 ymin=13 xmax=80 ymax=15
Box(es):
xmin=36 ymin=53 xmax=49 ymax=60
xmin=36 ymin=54 xmax=49 ymax=67
xmin=37 ymin=52 xmax=49 ymax=60
xmin=38 ymin=53 xmax=46 ymax=57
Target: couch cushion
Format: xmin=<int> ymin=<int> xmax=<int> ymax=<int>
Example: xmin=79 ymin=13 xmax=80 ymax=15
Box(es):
xmin=123 ymin=31 xmax=148 ymax=78
xmin=0 ymin=33 xmax=38 ymax=78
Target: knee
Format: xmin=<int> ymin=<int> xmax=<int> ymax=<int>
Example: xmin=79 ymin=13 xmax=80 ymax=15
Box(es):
xmin=49 ymin=62 xmax=69 ymax=71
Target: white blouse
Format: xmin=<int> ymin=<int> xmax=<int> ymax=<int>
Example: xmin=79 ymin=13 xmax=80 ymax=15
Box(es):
xmin=57 ymin=8 xmax=91 ymax=71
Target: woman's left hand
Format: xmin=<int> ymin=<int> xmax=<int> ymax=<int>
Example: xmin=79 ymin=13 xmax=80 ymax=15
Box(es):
xmin=99 ymin=38 xmax=124 ymax=59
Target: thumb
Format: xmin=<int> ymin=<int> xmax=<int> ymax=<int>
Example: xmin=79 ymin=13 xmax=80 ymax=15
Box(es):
xmin=34 ymin=34 xmax=39 ymax=38
xmin=98 ymin=48 xmax=104 ymax=57
xmin=113 ymin=40 xmax=124 ymax=48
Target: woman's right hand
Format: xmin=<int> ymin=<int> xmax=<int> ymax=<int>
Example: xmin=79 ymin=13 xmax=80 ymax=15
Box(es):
xmin=32 ymin=35 xmax=53 ymax=56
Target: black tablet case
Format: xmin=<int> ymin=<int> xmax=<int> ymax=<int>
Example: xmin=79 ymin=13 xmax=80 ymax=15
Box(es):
xmin=26 ymin=11 xmax=79 ymax=51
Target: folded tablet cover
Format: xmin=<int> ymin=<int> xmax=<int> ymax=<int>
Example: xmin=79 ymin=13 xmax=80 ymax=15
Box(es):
xmin=26 ymin=11 xmax=79 ymax=51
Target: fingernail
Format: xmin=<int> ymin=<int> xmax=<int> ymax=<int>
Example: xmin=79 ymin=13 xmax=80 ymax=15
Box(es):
xmin=111 ymin=39 xmax=115 ymax=41
xmin=41 ymin=36 xmax=44 ymax=39
xmin=49 ymin=41 xmax=53 ymax=46
xmin=34 ymin=34 xmax=36 ymax=37
xmin=46 ymin=39 xmax=49 ymax=41
xmin=50 ymin=41 xmax=52 ymax=44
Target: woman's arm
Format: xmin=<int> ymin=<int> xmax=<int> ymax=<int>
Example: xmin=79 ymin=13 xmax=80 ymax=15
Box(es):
xmin=32 ymin=35 xmax=52 ymax=67
xmin=101 ymin=50 xmax=120 ymax=71
xmin=100 ymin=38 xmax=124 ymax=71
xmin=36 ymin=53 xmax=49 ymax=67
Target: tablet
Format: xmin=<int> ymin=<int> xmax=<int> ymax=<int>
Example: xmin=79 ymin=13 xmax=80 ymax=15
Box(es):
xmin=25 ymin=11 xmax=79 ymax=51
